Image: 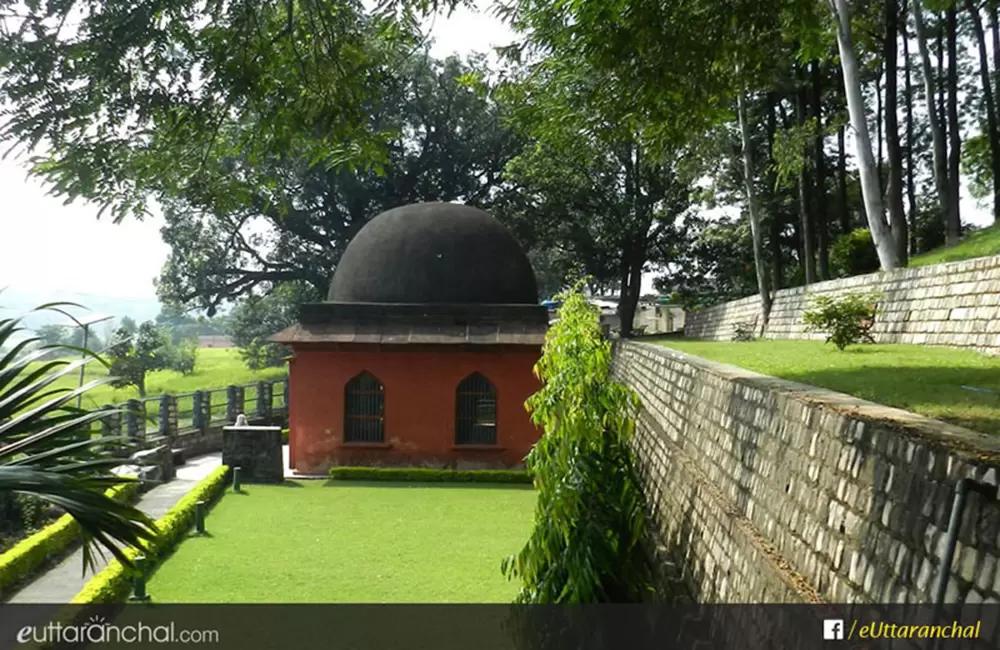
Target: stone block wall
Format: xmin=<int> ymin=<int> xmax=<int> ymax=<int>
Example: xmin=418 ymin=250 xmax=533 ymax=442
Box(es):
xmin=612 ymin=341 xmax=1000 ymax=614
xmin=684 ymin=256 xmax=1000 ymax=354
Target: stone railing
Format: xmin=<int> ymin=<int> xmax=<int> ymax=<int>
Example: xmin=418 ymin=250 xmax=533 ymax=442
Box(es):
xmin=612 ymin=340 xmax=1000 ymax=610
xmin=97 ymin=378 xmax=289 ymax=459
xmin=683 ymin=255 xmax=1000 ymax=355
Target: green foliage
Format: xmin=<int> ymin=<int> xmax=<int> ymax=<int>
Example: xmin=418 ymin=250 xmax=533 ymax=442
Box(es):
xmin=0 ymin=482 xmax=137 ymax=600
xmin=0 ymin=308 xmax=157 ymax=575
xmin=502 ymin=281 xmax=653 ymax=603
xmin=228 ymin=282 xmax=318 ymax=370
xmin=71 ymin=465 xmax=230 ymax=604
xmin=829 ymin=229 xmax=881 ymax=278
xmin=801 ymin=291 xmax=881 ymax=350
xmin=165 ymin=339 xmax=199 ymax=376
xmin=327 ymin=466 xmax=534 ymax=483
xmin=732 ymin=321 xmax=757 ymax=342
xmin=107 ymin=322 xmax=173 ymax=396
xmin=962 ymin=133 xmax=992 ymax=202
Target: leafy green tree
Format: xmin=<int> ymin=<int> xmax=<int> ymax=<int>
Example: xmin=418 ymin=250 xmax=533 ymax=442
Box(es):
xmin=106 ymin=322 xmax=171 ymax=397
xmin=502 ymin=282 xmax=652 ymax=602
xmin=228 ymin=282 xmax=319 ymax=370
xmin=118 ymin=317 xmax=138 ymax=335
xmin=155 ymin=53 xmax=521 ymax=314
xmin=1 ymin=309 xmax=157 ymax=572
xmin=166 ymin=339 xmax=199 ymax=376
xmin=35 ymin=324 xmax=67 ymax=347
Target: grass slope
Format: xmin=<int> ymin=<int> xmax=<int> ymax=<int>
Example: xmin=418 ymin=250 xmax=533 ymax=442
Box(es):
xmin=909 ymin=224 xmax=1000 ymax=266
xmin=37 ymin=348 xmax=286 ymax=408
xmin=146 ymin=481 xmax=536 ymax=603
xmin=655 ymin=339 xmax=1000 ymax=436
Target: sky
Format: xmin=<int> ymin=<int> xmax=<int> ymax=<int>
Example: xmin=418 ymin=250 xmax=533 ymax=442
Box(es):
xmin=0 ymin=4 xmax=992 ymax=311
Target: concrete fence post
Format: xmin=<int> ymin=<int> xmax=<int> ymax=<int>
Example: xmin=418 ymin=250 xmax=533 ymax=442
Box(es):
xmin=101 ymin=405 xmax=121 ymax=438
xmin=125 ymin=399 xmax=146 ymax=439
xmin=192 ymin=391 xmax=205 ymax=431
xmin=160 ymin=394 xmax=177 ymax=438
xmin=226 ymin=385 xmax=244 ymax=423
xmin=257 ymin=381 xmax=272 ymax=420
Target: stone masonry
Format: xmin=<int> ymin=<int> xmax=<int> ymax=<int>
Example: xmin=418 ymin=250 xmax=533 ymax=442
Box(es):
xmin=612 ymin=341 xmax=1000 ymax=625
xmin=684 ymin=255 xmax=1000 ymax=354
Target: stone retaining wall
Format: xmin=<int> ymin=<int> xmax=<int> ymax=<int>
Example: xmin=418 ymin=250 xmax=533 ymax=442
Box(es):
xmin=612 ymin=340 xmax=1000 ymax=616
xmin=683 ymin=256 xmax=1000 ymax=354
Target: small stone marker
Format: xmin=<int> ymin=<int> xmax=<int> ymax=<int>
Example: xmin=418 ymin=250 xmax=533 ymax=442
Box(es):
xmin=129 ymin=555 xmax=151 ymax=602
xmin=195 ymin=500 xmax=206 ymax=534
xmin=233 ymin=467 xmax=242 ymax=493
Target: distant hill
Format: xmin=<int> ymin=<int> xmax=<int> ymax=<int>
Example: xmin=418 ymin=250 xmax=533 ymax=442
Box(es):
xmin=0 ymin=286 xmax=161 ymax=339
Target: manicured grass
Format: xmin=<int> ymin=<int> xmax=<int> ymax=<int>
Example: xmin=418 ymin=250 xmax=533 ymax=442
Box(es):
xmin=146 ymin=480 xmax=536 ymax=603
xmin=32 ymin=348 xmax=286 ymax=408
xmin=909 ymin=224 xmax=1000 ymax=266
xmin=653 ymin=338 xmax=1000 ymax=436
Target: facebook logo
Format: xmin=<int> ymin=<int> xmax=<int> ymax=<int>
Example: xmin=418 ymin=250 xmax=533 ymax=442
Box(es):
xmin=823 ymin=619 xmax=845 ymax=640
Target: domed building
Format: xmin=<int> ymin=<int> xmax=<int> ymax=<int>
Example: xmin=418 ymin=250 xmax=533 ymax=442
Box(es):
xmin=270 ymin=202 xmax=549 ymax=474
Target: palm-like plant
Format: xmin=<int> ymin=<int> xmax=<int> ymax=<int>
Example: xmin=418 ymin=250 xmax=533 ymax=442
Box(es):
xmin=0 ymin=304 xmax=158 ymax=574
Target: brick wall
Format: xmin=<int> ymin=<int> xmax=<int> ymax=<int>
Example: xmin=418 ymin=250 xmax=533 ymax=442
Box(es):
xmin=684 ymin=256 xmax=1000 ymax=354
xmin=612 ymin=340 xmax=1000 ymax=617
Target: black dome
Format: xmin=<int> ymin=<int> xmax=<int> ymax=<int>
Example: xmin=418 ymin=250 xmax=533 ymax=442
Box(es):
xmin=328 ymin=202 xmax=539 ymax=305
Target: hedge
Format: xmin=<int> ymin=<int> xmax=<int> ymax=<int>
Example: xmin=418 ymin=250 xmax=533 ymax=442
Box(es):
xmin=0 ymin=480 xmax=139 ymax=600
xmin=71 ymin=465 xmax=231 ymax=604
xmin=327 ymin=466 xmax=534 ymax=484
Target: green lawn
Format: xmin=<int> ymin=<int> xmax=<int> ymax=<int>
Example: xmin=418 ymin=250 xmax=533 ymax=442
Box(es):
xmin=146 ymin=481 xmax=537 ymax=603
xmin=35 ymin=348 xmax=286 ymax=408
xmin=653 ymin=339 xmax=1000 ymax=436
xmin=909 ymin=224 xmax=1000 ymax=266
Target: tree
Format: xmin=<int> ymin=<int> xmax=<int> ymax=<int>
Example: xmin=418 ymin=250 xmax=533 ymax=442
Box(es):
xmin=35 ymin=324 xmax=67 ymax=348
xmin=106 ymin=322 xmax=171 ymax=397
xmin=502 ymin=282 xmax=652 ymax=603
xmin=166 ymin=339 xmax=199 ymax=376
xmin=156 ymin=53 xmax=522 ymax=314
xmin=1 ymin=309 xmax=157 ymax=573
xmin=0 ymin=0 xmax=461 ymax=223
xmin=118 ymin=317 xmax=138 ymax=335
xmin=228 ymin=282 xmax=319 ymax=370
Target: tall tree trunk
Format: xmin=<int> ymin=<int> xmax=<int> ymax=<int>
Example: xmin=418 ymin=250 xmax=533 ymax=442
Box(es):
xmin=946 ymin=5 xmax=962 ymax=245
xmin=903 ymin=0 xmax=920 ymax=255
xmin=812 ymin=61 xmax=831 ymax=279
xmin=829 ymin=0 xmax=902 ymax=270
xmin=736 ymin=85 xmax=773 ymax=330
xmin=967 ymin=0 xmax=1000 ymax=224
xmin=838 ymin=124 xmax=851 ymax=234
xmin=766 ymin=96 xmax=784 ymax=290
xmin=886 ymin=0 xmax=909 ymax=264
xmin=912 ymin=0 xmax=951 ymax=227
xmin=796 ymin=71 xmax=817 ymax=284
xmin=991 ymin=0 xmax=1000 ymax=112
xmin=618 ymin=245 xmax=643 ymax=339
xmin=876 ymin=71 xmax=884 ymax=189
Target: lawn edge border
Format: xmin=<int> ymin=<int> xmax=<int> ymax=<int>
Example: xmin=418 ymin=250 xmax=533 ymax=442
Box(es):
xmin=0 ymin=480 xmax=140 ymax=601
xmin=327 ymin=466 xmax=534 ymax=484
xmin=69 ymin=465 xmax=231 ymax=606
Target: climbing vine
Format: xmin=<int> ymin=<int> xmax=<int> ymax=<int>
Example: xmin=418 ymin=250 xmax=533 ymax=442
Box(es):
xmin=502 ymin=281 xmax=653 ymax=603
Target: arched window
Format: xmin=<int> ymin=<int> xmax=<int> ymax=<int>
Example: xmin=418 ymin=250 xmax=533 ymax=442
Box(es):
xmin=455 ymin=373 xmax=497 ymax=445
xmin=344 ymin=372 xmax=385 ymax=443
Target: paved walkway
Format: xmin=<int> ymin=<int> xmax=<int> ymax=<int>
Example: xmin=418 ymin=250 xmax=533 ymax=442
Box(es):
xmin=5 ymin=453 xmax=222 ymax=604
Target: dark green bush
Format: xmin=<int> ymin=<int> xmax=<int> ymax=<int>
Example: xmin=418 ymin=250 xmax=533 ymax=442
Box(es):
xmin=327 ymin=466 xmax=533 ymax=484
xmin=830 ymin=229 xmax=881 ymax=278
xmin=802 ymin=291 xmax=881 ymax=350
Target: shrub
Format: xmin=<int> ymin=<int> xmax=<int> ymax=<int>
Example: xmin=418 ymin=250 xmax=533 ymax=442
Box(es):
xmin=327 ymin=466 xmax=533 ymax=483
xmin=0 ymin=481 xmax=138 ymax=599
xmin=71 ymin=465 xmax=230 ymax=604
xmin=731 ymin=321 xmax=756 ymax=342
xmin=502 ymin=280 xmax=653 ymax=603
xmin=830 ymin=229 xmax=881 ymax=278
xmin=802 ymin=291 xmax=881 ymax=350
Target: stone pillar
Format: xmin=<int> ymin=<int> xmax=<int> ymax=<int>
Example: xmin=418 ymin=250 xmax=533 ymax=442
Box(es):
xmin=257 ymin=381 xmax=273 ymax=420
xmin=192 ymin=391 xmax=206 ymax=431
xmin=159 ymin=394 xmax=177 ymax=438
xmin=125 ymin=399 xmax=146 ymax=439
xmin=222 ymin=426 xmax=283 ymax=483
xmin=101 ymin=406 xmax=122 ymax=438
xmin=226 ymin=385 xmax=244 ymax=423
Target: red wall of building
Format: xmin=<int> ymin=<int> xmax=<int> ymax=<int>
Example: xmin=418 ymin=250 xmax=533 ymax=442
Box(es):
xmin=286 ymin=344 xmax=543 ymax=474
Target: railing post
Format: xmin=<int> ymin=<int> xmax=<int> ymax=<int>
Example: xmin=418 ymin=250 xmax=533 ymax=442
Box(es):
xmin=101 ymin=405 xmax=122 ymax=438
xmin=159 ymin=394 xmax=177 ymax=438
xmin=192 ymin=391 xmax=205 ymax=431
xmin=283 ymin=380 xmax=289 ymax=412
xmin=226 ymin=385 xmax=243 ymax=422
xmin=257 ymin=381 xmax=271 ymax=420
xmin=125 ymin=399 xmax=146 ymax=439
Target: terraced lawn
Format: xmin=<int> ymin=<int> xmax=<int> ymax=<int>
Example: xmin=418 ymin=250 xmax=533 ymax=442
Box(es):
xmin=654 ymin=338 xmax=1000 ymax=436
xmin=146 ymin=480 xmax=536 ymax=603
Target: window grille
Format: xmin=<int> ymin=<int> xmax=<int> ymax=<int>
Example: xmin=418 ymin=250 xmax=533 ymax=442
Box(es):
xmin=455 ymin=373 xmax=497 ymax=445
xmin=344 ymin=372 xmax=385 ymax=443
